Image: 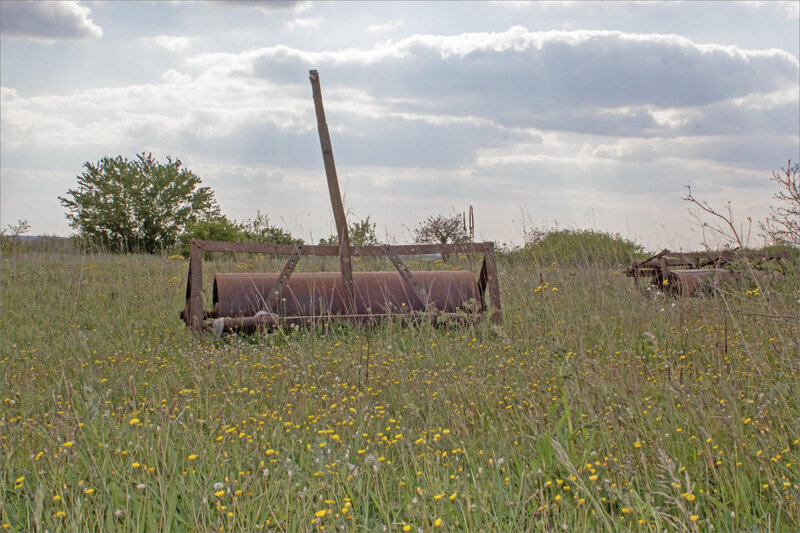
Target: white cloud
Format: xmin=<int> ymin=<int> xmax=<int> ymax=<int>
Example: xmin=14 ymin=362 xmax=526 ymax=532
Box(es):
xmin=285 ymin=17 xmax=322 ymax=31
xmin=367 ymin=19 xmax=403 ymax=35
xmin=0 ymin=1 xmax=102 ymax=42
xmin=743 ymin=1 xmax=800 ymax=20
xmin=151 ymin=35 xmax=195 ymax=52
xmin=220 ymin=0 xmax=311 ymax=15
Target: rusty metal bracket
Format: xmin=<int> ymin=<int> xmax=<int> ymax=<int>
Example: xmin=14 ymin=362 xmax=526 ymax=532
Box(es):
xmin=384 ymin=245 xmax=429 ymax=310
xmin=482 ymin=243 xmax=502 ymax=324
xmin=477 ymin=257 xmax=487 ymax=304
xmin=266 ymin=244 xmax=304 ymax=312
xmin=183 ymin=240 xmax=204 ymax=330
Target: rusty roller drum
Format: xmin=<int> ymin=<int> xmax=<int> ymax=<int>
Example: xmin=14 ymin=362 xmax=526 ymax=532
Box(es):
xmin=213 ymin=271 xmax=482 ymax=321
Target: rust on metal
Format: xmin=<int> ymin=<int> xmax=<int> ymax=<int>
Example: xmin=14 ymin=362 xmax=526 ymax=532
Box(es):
xmin=183 ymin=240 xmax=501 ymax=333
xmin=383 ymin=246 xmax=429 ymax=310
xmin=626 ymin=249 xmax=788 ymax=296
xmin=266 ymin=244 xmax=304 ymax=310
xmin=213 ymin=271 xmax=479 ymax=318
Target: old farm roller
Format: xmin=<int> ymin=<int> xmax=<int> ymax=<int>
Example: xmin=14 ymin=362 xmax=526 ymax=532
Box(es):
xmin=181 ymin=71 xmax=501 ymax=334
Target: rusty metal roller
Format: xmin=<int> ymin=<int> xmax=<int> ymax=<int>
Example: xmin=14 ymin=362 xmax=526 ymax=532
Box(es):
xmin=213 ymin=271 xmax=481 ymax=319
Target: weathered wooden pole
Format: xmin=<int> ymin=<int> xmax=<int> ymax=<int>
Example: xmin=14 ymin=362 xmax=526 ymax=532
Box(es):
xmin=309 ymin=70 xmax=356 ymax=313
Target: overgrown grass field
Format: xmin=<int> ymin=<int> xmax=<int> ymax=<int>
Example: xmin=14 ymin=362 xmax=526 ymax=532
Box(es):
xmin=1 ymin=241 xmax=798 ymax=531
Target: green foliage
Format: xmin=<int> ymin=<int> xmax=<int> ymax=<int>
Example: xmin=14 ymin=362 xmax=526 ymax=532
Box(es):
xmin=514 ymin=228 xmax=644 ymax=267
xmin=319 ymin=216 xmax=379 ymax=246
xmin=237 ymin=211 xmax=301 ymax=245
xmin=178 ymin=211 xmax=302 ymax=257
xmin=0 ymin=219 xmax=31 ymax=254
xmin=59 ymin=153 xmax=219 ymax=253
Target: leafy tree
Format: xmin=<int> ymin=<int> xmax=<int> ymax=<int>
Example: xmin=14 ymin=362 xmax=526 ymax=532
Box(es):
xmin=414 ymin=213 xmax=470 ymax=245
xmin=238 ymin=211 xmax=302 ymax=244
xmin=59 ymin=153 xmax=219 ymax=253
xmin=319 ymin=216 xmax=379 ymax=246
xmin=760 ymin=160 xmax=799 ymax=246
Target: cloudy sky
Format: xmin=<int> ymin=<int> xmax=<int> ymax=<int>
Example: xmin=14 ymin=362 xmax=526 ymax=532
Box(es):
xmin=1 ymin=0 xmax=798 ymax=249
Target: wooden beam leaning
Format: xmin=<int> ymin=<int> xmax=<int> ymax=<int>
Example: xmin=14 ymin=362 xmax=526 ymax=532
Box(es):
xmin=309 ymin=69 xmax=356 ymax=314
xmin=384 ymin=246 xmax=429 ymax=310
xmin=265 ymin=244 xmax=304 ymax=312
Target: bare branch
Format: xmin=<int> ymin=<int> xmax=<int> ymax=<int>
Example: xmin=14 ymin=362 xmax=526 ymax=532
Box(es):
xmin=681 ymin=185 xmax=749 ymax=249
xmin=760 ymin=160 xmax=800 ymax=246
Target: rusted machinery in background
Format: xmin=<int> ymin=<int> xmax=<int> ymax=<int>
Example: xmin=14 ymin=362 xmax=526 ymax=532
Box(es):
xmin=182 ymin=70 xmax=501 ymax=334
xmin=625 ymin=249 xmax=788 ymax=296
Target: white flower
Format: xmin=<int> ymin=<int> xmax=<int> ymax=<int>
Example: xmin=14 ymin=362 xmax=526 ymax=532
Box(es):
xmin=213 ymin=482 xmax=224 ymax=491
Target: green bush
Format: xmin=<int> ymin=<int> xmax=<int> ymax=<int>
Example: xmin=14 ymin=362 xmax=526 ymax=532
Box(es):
xmin=60 ymin=153 xmax=219 ymax=253
xmin=178 ymin=212 xmax=302 ymax=257
xmin=511 ymin=228 xmax=644 ymax=267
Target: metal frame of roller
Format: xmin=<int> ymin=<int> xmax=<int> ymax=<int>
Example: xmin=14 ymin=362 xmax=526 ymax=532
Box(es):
xmin=181 ymin=239 xmax=502 ymax=333
xmin=181 ymin=69 xmax=502 ymax=333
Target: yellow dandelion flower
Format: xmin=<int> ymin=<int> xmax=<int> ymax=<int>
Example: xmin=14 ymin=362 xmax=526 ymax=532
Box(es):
xmin=434 ymin=518 xmax=442 ymax=527
xmin=63 ymin=441 xmax=74 ymax=448
xmin=449 ymin=492 xmax=457 ymax=500
xmin=15 ymin=476 xmax=24 ymax=484
xmin=132 ymin=462 xmax=141 ymax=469
xmin=52 ymin=495 xmax=62 ymax=502
xmin=621 ymin=507 xmax=631 ymax=514
xmin=315 ymin=509 xmax=327 ymax=518
xmin=690 ymin=515 xmax=699 ymax=522
xmin=129 ymin=418 xmax=141 ymax=426
xmin=84 ymin=488 xmax=95 ymax=495
xmin=403 ymin=525 xmax=412 ymax=532
xmin=214 ymin=490 xmax=225 ymax=498
xmin=589 ymin=475 xmax=598 ymax=481
xmin=188 ymin=454 xmax=198 ymax=460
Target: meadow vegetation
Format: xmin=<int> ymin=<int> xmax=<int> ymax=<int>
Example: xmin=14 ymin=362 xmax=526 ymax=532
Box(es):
xmin=1 ymin=234 xmax=798 ymax=532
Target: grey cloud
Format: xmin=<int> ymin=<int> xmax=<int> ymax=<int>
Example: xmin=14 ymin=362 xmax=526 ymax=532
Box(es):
xmin=217 ymin=1 xmax=310 ymax=14
xmin=164 ymin=111 xmax=534 ymax=169
xmin=247 ymin=27 xmax=798 ymax=130
xmin=0 ymin=1 xmax=102 ymax=42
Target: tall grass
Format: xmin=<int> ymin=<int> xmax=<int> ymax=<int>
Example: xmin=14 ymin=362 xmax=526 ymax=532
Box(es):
xmin=1 ymin=241 xmax=797 ymax=531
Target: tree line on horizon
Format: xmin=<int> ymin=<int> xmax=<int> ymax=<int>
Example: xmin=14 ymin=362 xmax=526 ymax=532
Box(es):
xmin=3 ymin=153 xmax=797 ymax=255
